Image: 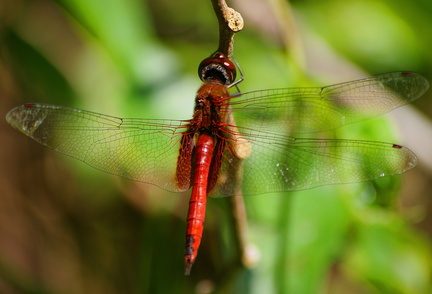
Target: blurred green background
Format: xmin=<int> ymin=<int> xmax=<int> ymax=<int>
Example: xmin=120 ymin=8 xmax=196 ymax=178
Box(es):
xmin=1 ymin=0 xmax=431 ymax=293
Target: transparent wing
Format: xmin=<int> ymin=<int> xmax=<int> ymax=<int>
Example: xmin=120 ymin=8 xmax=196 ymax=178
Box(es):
xmin=7 ymin=72 xmax=426 ymax=197
xmin=6 ymin=103 xmax=190 ymax=192
xmin=209 ymin=127 xmax=417 ymax=197
xmin=230 ymin=72 xmax=429 ymax=134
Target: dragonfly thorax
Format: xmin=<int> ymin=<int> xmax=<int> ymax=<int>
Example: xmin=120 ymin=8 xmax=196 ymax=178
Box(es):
xmin=192 ymin=83 xmax=231 ymax=131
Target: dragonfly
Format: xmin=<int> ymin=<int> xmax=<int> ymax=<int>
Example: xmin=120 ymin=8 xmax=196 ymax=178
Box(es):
xmin=6 ymin=52 xmax=429 ymax=275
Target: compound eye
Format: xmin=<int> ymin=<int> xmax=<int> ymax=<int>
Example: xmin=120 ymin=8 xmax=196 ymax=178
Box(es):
xmin=198 ymin=53 xmax=237 ymax=85
xmin=217 ymin=54 xmax=236 ymax=83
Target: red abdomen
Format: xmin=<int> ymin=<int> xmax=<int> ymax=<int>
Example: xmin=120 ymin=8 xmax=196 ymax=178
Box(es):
xmin=184 ymin=133 xmax=214 ymax=275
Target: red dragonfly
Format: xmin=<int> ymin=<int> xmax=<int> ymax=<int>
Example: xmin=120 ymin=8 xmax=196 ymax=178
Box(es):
xmin=6 ymin=53 xmax=429 ymax=275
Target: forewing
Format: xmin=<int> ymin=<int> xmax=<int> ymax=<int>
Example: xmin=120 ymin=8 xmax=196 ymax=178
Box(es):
xmin=6 ymin=103 xmax=190 ymax=192
xmin=230 ymin=72 xmax=429 ymax=134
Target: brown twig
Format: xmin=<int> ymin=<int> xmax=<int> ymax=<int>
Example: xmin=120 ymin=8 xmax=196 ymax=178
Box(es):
xmin=210 ymin=0 xmax=243 ymax=58
xmin=227 ymin=113 xmax=257 ymax=270
xmin=210 ymin=0 xmax=255 ymax=272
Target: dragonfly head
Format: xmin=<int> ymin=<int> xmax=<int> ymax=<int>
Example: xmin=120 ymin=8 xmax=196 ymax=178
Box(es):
xmin=198 ymin=52 xmax=236 ymax=85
